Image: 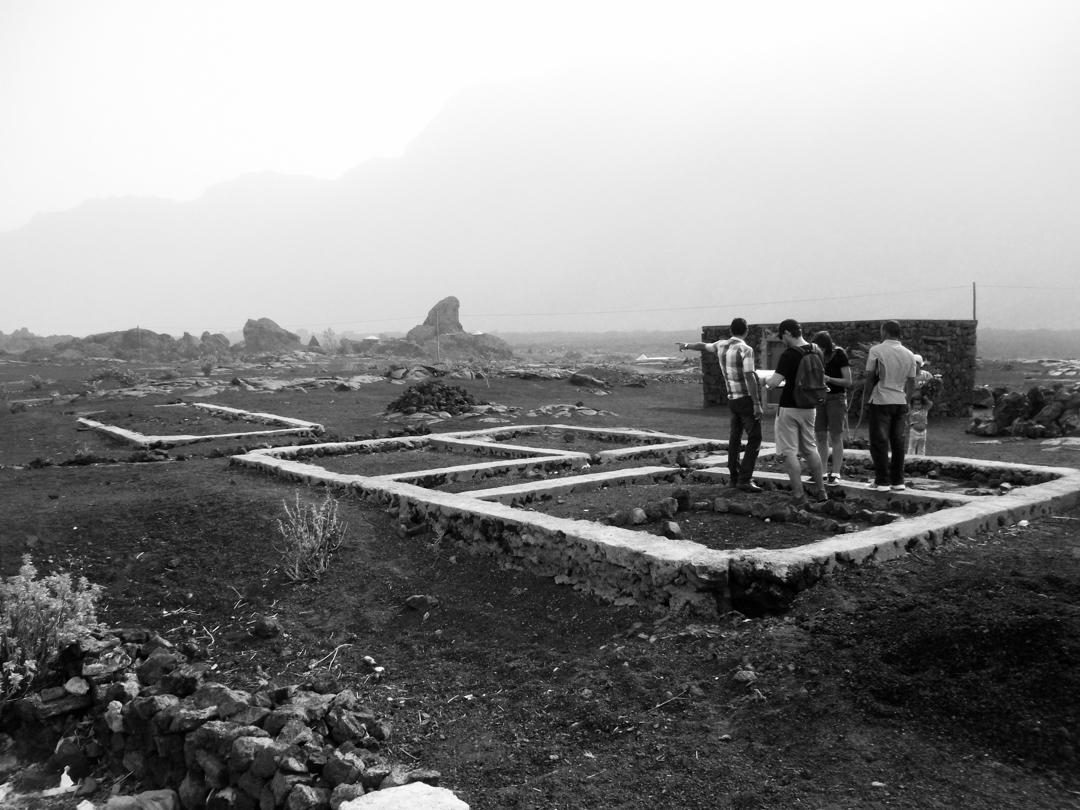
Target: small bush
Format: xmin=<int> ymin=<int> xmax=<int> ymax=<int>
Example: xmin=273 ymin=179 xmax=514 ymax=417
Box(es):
xmin=275 ymin=493 xmax=347 ymax=582
xmin=200 ymin=355 xmax=217 ymax=377
xmin=1 ymin=556 xmax=103 ymax=704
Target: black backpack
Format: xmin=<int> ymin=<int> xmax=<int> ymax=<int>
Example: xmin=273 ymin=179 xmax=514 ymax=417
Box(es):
xmin=793 ymin=345 xmax=828 ymax=408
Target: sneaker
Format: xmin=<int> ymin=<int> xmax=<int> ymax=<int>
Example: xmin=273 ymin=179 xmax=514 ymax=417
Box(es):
xmin=825 ymin=473 xmax=841 ymax=486
xmin=890 ymin=484 xmax=906 ymax=491
xmin=737 ymin=482 xmax=763 ymax=494
xmin=873 ymin=484 xmax=891 ymax=492
xmin=789 ymin=495 xmax=810 ymax=509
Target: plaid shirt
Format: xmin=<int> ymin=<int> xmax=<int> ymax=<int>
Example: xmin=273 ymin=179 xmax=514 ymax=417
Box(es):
xmin=709 ymin=337 xmax=755 ymax=399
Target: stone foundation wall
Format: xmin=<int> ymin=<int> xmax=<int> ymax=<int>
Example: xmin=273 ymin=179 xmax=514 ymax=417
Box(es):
xmin=700 ymin=319 xmax=977 ymax=417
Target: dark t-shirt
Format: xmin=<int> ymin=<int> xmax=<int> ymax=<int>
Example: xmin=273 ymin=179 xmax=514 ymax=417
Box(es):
xmin=822 ymin=347 xmax=850 ymax=395
xmin=775 ymin=345 xmax=814 ymax=409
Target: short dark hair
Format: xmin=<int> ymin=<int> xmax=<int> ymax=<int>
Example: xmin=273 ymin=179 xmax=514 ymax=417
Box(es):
xmin=730 ymin=317 xmax=748 ymax=337
xmin=811 ymin=330 xmax=834 ymax=353
xmin=882 ymin=320 xmax=902 ymax=338
xmin=778 ymin=318 xmax=801 ymax=339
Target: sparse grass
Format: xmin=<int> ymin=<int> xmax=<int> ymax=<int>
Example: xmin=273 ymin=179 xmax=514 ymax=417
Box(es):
xmin=274 ymin=492 xmax=348 ymax=582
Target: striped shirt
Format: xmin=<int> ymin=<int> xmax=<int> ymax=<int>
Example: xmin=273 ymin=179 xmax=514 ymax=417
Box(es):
xmin=707 ymin=337 xmax=755 ymax=399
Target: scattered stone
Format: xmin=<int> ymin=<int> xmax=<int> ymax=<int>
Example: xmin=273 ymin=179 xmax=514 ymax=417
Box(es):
xmin=252 ymin=616 xmax=283 ymax=638
xmin=662 ymin=521 xmax=682 ymax=539
xmin=404 ymin=594 xmax=439 ymax=611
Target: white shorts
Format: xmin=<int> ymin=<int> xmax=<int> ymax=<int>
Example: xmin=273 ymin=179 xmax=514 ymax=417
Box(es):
xmin=775 ymin=407 xmax=818 ymax=458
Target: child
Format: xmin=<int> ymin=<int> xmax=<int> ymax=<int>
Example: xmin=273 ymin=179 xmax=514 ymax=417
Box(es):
xmin=908 ymin=394 xmax=932 ymax=456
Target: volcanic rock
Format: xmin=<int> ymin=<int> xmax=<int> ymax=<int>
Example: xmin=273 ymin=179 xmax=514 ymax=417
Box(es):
xmin=201 ymin=332 xmax=230 ymax=352
xmin=971 ymin=386 xmax=994 ymax=409
xmin=243 ymin=318 xmax=303 ymax=354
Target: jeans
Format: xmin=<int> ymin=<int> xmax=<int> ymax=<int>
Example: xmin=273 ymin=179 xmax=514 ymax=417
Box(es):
xmin=868 ymin=403 xmax=909 ymax=486
xmin=727 ymin=395 xmax=762 ymax=484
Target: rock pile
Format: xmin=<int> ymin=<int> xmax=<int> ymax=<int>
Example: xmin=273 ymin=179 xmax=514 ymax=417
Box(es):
xmin=385 ymin=380 xmax=482 ymax=416
xmin=966 ymin=383 xmax=1080 ymax=438
xmin=524 ymin=403 xmax=617 ymax=418
xmin=10 ymin=629 xmax=450 ymax=810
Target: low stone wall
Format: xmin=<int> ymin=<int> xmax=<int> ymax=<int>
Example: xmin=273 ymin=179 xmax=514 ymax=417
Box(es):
xmin=229 ymin=426 xmax=1080 ymax=618
xmin=12 ymin=630 xmax=455 ymax=810
xmin=700 ymin=319 xmax=977 ymax=417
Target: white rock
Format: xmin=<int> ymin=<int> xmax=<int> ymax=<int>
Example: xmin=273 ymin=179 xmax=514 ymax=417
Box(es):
xmin=340 ymin=782 xmax=469 ymax=809
xmin=64 ymin=676 xmax=90 ymax=695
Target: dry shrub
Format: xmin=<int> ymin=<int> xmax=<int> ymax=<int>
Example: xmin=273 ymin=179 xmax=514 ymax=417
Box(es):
xmin=0 ymin=556 xmax=103 ymax=704
xmin=275 ymin=493 xmax=347 ymax=582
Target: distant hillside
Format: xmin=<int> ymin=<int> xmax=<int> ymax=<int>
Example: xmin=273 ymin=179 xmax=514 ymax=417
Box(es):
xmin=977 ymin=329 xmax=1080 ymax=360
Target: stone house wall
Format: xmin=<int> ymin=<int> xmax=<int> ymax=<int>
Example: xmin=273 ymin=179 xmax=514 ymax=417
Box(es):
xmin=699 ymin=319 xmax=977 ymax=417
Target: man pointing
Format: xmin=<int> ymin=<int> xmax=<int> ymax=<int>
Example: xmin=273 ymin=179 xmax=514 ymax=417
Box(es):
xmin=679 ymin=317 xmax=763 ymax=493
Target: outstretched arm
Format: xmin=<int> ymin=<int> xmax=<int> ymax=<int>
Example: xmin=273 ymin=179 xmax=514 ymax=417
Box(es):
xmin=678 ymin=340 xmax=724 ymax=353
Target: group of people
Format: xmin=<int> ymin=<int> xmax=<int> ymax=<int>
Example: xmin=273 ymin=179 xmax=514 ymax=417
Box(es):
xmin=679 ymin=318 xmax=928 ymax=506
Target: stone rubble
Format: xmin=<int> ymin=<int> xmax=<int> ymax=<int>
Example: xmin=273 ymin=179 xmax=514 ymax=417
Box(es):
xmin=967 ymin=382 xmax=1080 ymax=439
xmin=8 ymin=629 xmax=453 ymax=810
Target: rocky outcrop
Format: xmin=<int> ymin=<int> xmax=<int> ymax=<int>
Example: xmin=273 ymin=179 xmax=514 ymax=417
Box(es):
xmin=200 ymin=332 xmax=230 ymax=352
xmin=407 ymin=296 xmax=463 ymax=340
xmin=399 ymin=298 xmax=512 ymax=360
xmin=243 ymin=318 xmax=303 ymax=354
xmin=52 ymin=329 xmax=201 ymax=362
xmin=967 ymin=383 xmax=1080 ymax=438
xmin=179 ymin=333 xmax=200 ymax=353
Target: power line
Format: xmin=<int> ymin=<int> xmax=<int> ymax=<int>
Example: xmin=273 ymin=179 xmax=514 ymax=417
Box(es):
xmin=978 ymin=285 xmax=1080 ymax=291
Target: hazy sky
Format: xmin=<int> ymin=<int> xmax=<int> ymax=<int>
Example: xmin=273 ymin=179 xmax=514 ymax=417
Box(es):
xmin=3 ymin=0 xmax=1075 ymax=233
xmin=2 ymin=1 xmax=1078 ymax=336
xmin=0 ymin=0 xmax=792 ymax=233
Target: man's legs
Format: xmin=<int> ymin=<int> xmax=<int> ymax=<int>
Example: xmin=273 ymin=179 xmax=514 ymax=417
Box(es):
xmin=888 ymin=405 xmax=908 ymax=485
xmin=797 ymin=409 xmax=825 ymax=496
xmin=726 ymin=399 xmax=744 ymax=483
xmin=783 ymin=451 xmax=805 ymax=498
xmin=867 ymin=404 xmax=890 ymax=486
xmin=729 ymin=396 xmax=761 ymax=484
xmin=828 ymin=432 xmax=844 ymax=476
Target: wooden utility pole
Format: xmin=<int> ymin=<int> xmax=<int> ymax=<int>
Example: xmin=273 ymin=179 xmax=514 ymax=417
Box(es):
xmin=972 ymin=282 xmax=977 ymax=321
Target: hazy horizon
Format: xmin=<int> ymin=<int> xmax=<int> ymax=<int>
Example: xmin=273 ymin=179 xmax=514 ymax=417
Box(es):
xmin=2 ymin=1 xmax=1078 ymax=336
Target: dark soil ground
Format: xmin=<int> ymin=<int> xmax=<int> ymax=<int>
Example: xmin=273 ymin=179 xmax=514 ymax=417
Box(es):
xmin=518 ymin=481 xmax=934 ymax=551
xmin=2 ymin=359 xmax=1080 ymax=809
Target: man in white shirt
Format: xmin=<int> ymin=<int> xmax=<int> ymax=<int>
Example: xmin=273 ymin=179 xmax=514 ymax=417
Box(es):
xmin=862 ymin=320 xmax=916 ymax=492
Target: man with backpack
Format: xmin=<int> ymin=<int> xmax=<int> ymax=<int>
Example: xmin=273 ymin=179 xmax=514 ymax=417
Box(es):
xmin=678 ymin=317 xmax=765 ymax=492
xmin=861 ymin=320 xmax=917 ymax=491
xmin=764 ymin=318 xmax=827 ymax=507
